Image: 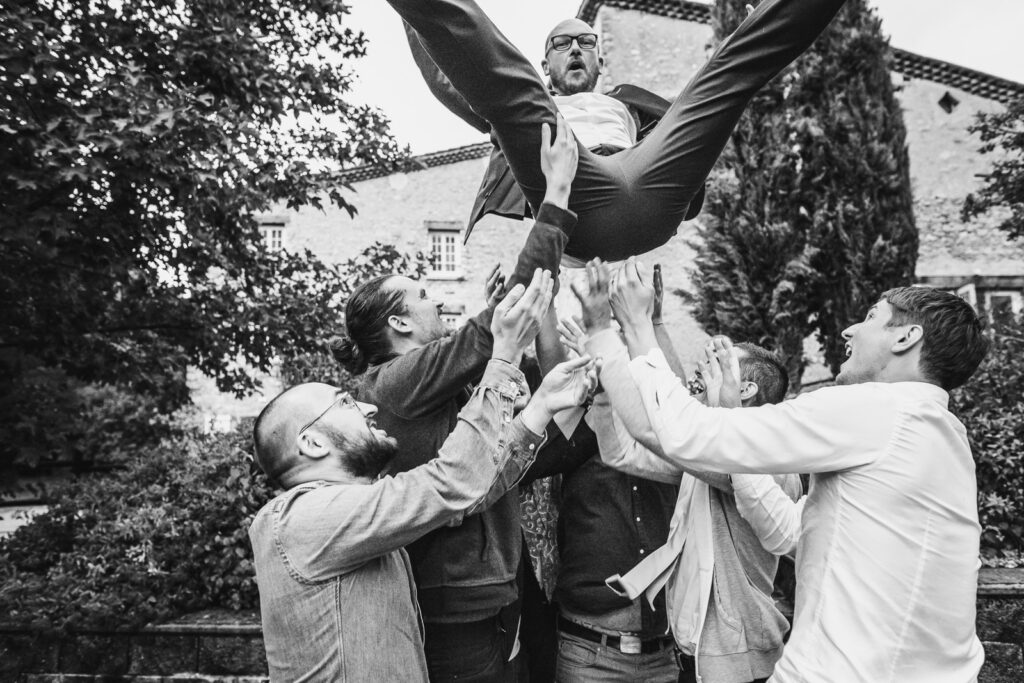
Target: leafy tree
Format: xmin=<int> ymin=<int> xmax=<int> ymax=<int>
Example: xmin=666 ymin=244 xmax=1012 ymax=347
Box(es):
xmin=962 ymin=96 xmax=1024 ymax=241
xmin=0 ymin=242 xmax=428 ymax=634
xmin=689 ymin=0 xmax=917 ymax=387
xmin=950 ymin=313 xmax=1024 ymax=556
xmin=0 ymin=425 xmax=274 ymax=634
xmin=0 ymin=0 xmax=407 ymax=468
xmin=277 ymin=242 xmax=428 ymax=389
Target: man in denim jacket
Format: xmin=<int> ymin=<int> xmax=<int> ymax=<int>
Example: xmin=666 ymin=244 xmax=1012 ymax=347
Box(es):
xmin=248 ymin=270 xmax=595 ymax=682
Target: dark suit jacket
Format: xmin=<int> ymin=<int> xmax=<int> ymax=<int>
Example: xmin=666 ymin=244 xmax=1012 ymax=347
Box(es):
xmin=404 ymin=22 xmax=705 ymax=244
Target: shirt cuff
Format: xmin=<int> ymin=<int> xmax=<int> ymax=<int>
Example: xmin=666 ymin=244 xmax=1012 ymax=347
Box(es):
xmin=479 ymin=358 xmax=527 ymax=400
xmin=510 ymin=415 xmax=549 ymax=449
xmin=535 ymin=202 xmax=578 ymax=232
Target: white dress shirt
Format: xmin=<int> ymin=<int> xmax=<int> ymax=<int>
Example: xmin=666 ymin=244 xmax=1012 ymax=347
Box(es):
xmin=554 ymin=92 xmax=637 ymax=150
xmin=588 ymin=330 xmax=984 ymax=683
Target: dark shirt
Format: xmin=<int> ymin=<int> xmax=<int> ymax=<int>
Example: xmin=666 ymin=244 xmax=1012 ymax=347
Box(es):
xmin=356 ymin=204 xmax=575 ymax=623
xmin=556 ymin=425 xmax=678 ymax=637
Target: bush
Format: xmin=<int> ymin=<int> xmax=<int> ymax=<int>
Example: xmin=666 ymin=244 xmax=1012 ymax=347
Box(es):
xmin=0 ymin=363 xmax=189 ymax=472
xmin=0 ymin=426 xmax=274 ymax=633
xmin=951 ymin=314 xmax=1024 ymax=557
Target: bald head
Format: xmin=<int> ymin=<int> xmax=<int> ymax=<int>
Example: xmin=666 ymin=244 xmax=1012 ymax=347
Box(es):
xmin=253 ymin=382 xmax=338 ymax=484
xmin=544 ymin=18 xmax=596 ymax=51
xmin=543 ymin=18 xmax=602 ymax=96
xmin=253 ymin=382 xmax=398 ymax=488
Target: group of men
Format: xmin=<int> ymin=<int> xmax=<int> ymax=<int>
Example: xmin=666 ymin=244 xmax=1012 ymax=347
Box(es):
xmin=247 ymin=0 xmax=991 ymax=681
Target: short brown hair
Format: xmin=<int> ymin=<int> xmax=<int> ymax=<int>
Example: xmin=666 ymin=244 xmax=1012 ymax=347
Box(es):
xmin=882 ymin=286 xmax=989 ymax=390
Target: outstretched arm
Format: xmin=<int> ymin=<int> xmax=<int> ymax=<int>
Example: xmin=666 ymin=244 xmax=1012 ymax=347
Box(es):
xmin=651 ymin=264 xmax=688 ymax=381
xmin=575 ymin=266 xmax=889 ymax=474
xmin=732 ymin=473 xmax=806 ymax=556
xmin=285 ymin=271 xmax=557 ymax=578
xmin=371 ymin=118 xmax=578 ymax=418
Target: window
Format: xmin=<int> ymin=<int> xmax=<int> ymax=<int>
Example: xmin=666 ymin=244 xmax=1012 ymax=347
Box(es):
xmin=426 ymin=221 xmax=463 ymax=279
xmin=260 ymin=224 xmax=285 ymax=252
xmin=441 ymin=304 xmax=466 ymax=330
xmin=955 ymin=283 xmax=977 ymax=311
xmin=984 ymin=290 xmax=1022 ymax=320
xmin=937 ymin=90 xmax=960 ymax=114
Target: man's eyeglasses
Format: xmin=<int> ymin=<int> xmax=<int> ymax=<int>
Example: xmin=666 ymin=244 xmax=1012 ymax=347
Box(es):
xmin=547 ymin=33 xmax=599 ymax=53
xmin=299 ymin=392 xmax=358 ymax=435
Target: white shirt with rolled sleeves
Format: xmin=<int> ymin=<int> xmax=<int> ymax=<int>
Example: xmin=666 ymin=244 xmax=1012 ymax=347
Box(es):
xmin=586 ymin=329 xmax=984 ymax=683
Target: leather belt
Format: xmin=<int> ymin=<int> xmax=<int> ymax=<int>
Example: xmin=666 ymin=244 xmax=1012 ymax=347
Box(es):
xmin=558 ymin=616 xmax=674 ymax=655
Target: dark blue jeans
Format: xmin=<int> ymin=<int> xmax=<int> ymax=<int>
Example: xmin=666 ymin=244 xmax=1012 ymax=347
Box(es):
xmin=424 ymin=604 xmax=520 ymax=682
xmin=387 ymin=0 xmax=846 ymax=261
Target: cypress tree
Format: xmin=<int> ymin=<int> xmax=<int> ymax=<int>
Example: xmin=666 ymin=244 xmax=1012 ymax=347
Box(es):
xmin=689 ymin=0 xmax=917 ymax=387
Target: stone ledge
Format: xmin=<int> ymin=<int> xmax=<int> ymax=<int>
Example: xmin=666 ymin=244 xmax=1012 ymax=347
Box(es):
xmin=24 ymin=677 xmax=269 ymax=683
xmin=979 ymin=568 xmax=1024 ymax=597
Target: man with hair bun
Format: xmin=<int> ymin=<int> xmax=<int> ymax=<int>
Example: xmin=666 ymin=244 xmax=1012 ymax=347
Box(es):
xmin=249 ymin=269 xmax=596 ymax=681
xmin=333 ymin=117 xmax=579 ymax=681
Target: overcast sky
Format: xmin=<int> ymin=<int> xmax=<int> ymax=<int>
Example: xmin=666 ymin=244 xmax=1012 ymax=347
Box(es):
xmin=345 ymin=0 xmax=1024 ymax=154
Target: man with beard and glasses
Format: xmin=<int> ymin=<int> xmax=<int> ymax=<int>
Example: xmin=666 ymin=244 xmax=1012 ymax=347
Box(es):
xmin=248 ymin=269 xmax=598 ymax=682
xmin=395 ymin=0 xmax=847 ymax=261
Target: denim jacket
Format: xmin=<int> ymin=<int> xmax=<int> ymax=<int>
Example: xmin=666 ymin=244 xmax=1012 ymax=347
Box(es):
xmin=249 ymin=360 xmax=544 ymax=682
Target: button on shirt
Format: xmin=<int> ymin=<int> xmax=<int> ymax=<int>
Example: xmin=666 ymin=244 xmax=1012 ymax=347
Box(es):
xmin=589 ymin=332 xmax=984 ymax=683
xmin=555 ymin=450 xmax=678 ymax=636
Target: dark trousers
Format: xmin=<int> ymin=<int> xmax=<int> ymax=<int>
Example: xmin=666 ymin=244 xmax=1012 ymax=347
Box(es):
xmin=424 ymin=603 xmax=520 ymax=683
xmin=518 ymin=559 xmax=557 ymax=682
xmin=387 ymin=0 xmax=846 ymax=261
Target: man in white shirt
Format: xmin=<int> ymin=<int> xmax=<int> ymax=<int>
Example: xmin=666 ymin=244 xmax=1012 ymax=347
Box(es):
xmin=572 ymin=259 xmax=990 ymax=682
xmin=389 ymin=0 xmax=847 ymax=262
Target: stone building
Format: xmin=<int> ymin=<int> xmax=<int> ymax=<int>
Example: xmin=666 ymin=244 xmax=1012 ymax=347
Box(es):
xmin=195 ymin=0 xmax=1024 ymax=425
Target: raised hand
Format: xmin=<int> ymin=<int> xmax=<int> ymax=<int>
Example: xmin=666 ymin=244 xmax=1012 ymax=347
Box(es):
xmin=652 ymin=263 xmax=664 ymax=324
xmin=698 ymin=341 xmax=724 ymax=407
xmin=698 ymin=336 xmax=742 ymax=408
xmin=609 ymin=257 xmax=655 ymax=333
xmin=713 ymin=335 xmax=743 ymax=409
xmin=569 ymin=258 xmax=612 ymax=333
xmin=540 ymin=114 xmax=578 ymax=208
xmin=483 ymin=263 xmax=506 ymax=310
xmin=534 ymin=355 xmax=597 ymax=413
xmin=490 ymin=269 xmax=554 ymax=365
xmin=557 ymin=316 xmax=588 ymax=359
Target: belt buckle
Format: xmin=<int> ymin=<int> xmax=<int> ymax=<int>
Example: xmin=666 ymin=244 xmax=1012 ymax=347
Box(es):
xmin=619 ymin=634 xmax=642 ymax=654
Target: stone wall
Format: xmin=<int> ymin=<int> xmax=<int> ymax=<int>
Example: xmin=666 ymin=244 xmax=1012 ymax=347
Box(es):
xmin=4 ymin=569 xmax=1024 ymax=681
xmin=594 ymin=6 xmax=1024 ymax=281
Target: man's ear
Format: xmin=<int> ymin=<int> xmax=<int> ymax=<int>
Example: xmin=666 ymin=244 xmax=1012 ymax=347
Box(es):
xmin=598 ymin=54 xmax=605 ymax=69
xmin=387 ymin=313 xmax=411 ymax=336
xmin=541 ymin=58 xmax=550 ymax=76
xmin=297 ymin=430 xmax=331 ymax=460
xmin=739 ymin=380 xmax=758 ymax=405
xmin=891 ymin=324 xmax=924 ymax=355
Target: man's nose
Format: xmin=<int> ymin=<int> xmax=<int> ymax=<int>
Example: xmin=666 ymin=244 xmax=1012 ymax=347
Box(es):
xmin=357 ymin=401 xmax=378 ymax=418
xmin=841 ymin=324 xmax=855 ymax=340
